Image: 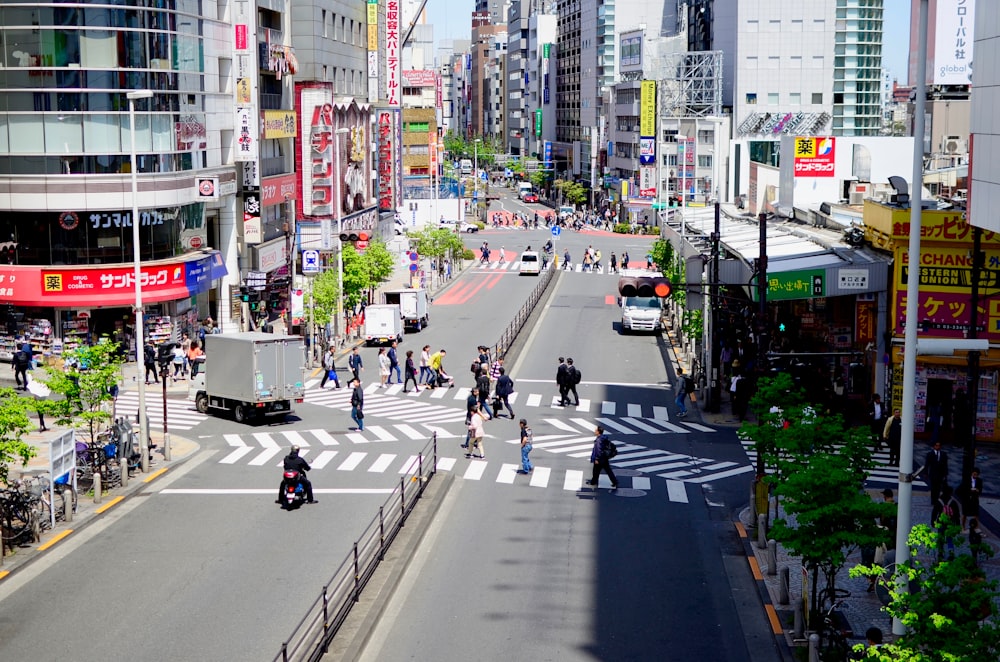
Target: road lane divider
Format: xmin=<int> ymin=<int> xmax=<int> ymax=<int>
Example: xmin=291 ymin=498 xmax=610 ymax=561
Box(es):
xmin=95 ymin=495 xmax=125 ymax=514
xmin=143 ymin=467 xmax=169 ymax=483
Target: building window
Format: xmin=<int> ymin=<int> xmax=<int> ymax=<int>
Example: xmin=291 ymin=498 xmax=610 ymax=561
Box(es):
xmin=698 ymin=155 xmax=713 ymax=168
xmin=768 ymin=93 xmax=779 ymax=104
xmin=812 ymin=93 xmax=823 ymax=104
xmin=746 ymin=93 xmax=757 ymax=105
xmin=322 ymin=10 xmax=328 ymax=38
xmin=789 ymin=92 xmax=801 ymax=105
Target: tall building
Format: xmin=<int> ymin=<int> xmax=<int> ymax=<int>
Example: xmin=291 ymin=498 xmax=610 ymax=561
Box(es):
xmin=0 ymin=0 xmax=237 ymax=355
xmin=832 ymin=0 xmax=884 ymax=136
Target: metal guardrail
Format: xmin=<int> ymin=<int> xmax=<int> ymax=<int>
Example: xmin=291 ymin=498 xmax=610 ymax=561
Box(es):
xmin=488 ymin=263 xmax=556 ymax=362
xmin=271 ymin=434 xmax=439 ymax=662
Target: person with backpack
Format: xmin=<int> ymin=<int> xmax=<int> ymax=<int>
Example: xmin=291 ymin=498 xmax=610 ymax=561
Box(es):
xmin=319 ymin=346 xmax=340 ymax=389
xmin=348 ymin=346 xmax=363 ymax=383
xmin=586 ymin=425 xmax=618 ymax=489
xmin=564 ymin=358 xmax=581 ymax=407
xmin=556 ymin=357 xmax=570 ymax=406
xmin=675 ymin=367 xmax=689 ymax=417
xmin=12 ymin=338 xmax=32 ymax=390
xmin=143 ymin=341 xmax=158 ymax=384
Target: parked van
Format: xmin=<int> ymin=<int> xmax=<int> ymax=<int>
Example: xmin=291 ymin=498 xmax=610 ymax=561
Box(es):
xmin=519 ymin=251 xmax=541 ymax=275
xmin=460 ymin=159 xmax=473 ymax=176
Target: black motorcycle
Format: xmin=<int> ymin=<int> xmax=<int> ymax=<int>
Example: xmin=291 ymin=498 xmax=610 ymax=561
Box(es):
xmin=280 ymin=469 xmax=307 ymax=510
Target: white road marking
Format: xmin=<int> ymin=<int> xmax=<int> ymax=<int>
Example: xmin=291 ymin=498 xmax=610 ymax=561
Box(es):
xmin=310 ymin=450 xmax=338 ymax=469
xmin=345 ymin=432 xmax=368 ymax=444
xmin=652 ymin=406 xmax=670 ymax=420
xmin=398 ymin=455 xmax=422 ymax=474
xmin=384 ymin=384 xmax=404 ymax=395
xmin=394 ymin=424 xmax=426 ymax=440
xmin=160 ymin=488 xmax=395 ymax=495
xmin=507 ymin=392 xmax=519 ymax=404
xmin=429 ymin=388 xmax=449 ymax=399
xmin=645 ymin=419 xmax=690 ymax=433
xmin=621 ymin=417 xmax=665 ymax=434
xmin=525 ymin=393 xmax=542 ymax=407
xmin=337 ymin=452 xmax=367 ymax=471
xmin=496 ymin=464 xmax=519 ymax=484
xmin=367 ymin=425 xmax=397 ymax=442
xmin=666 ymin=480 xmax=689 ymax=503
xmin=436 ymin=457 xmax=457 ymax=472
xmin=529 ymin=467 xmax=551 ymax=487
xmin=601 ymin=401 xmax=616 ymax=415
xmin=683 ymin=465 xmax=755 ymax=483
xmin=627 ymin=403 xmax=643 ymax=418
xmin=281 ymin=430 xmax=310 ymax=447
xmin=679 ymin=421 xmax=716 ymax=432
xmin=220 ymin=434 xmax=253 ymax=464
xmin=368 ymin=453 xmax=396 ymax=472
xmin=563 ymin=469 xmax=584 ymax=491
xmin=632 ymin=476 xmax=651 ymax=490
xmin=543 ymin=418 xmax=578 ymax=432
xmin=593 ymin=417 xmax=637 ymax=435
xmin=576 ymin=398 xmax=591 ymax=412
xmin=463 ymin=461 xmax=488 ymax=480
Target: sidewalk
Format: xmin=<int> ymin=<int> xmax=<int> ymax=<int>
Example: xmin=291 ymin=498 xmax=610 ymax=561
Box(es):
xmin=0 ymin=364 xmax=201 ymax=578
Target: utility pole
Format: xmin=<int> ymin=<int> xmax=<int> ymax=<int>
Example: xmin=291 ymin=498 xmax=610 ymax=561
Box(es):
xmin=964 ymin=226 xmax=982 ymax=483
xmin=709 ymin=202 xmax=721 ymax=412
xmin=754 ymin=211 xmax=768 ymax=477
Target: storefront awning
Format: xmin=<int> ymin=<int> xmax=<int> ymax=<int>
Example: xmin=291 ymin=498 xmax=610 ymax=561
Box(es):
xmin=0 ymin=250 xmax=227 ymax=307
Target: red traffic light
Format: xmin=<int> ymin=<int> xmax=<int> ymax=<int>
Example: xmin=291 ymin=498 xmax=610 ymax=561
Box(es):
xmin=357 ymin=232 xmax=369 ymax=242
xmin=618 ymin=276 xmax=671 ymax=298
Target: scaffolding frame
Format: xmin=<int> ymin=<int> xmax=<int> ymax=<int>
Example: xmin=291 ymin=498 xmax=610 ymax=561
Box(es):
xmin=659 ymin=51 xmax=724 ymax=119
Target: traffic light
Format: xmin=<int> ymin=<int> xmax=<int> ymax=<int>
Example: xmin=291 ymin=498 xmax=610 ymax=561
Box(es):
xmin=618 ymin=276 xmax=671 ymax=298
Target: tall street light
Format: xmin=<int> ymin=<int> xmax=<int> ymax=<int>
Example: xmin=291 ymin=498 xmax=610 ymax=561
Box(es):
xmin=474 ymin=138 xmax=481 ymax=220
xmin=128 ymin=89 xmax=153 ymax=471
xmin=333 ymin=126 xmax=350 ymax=342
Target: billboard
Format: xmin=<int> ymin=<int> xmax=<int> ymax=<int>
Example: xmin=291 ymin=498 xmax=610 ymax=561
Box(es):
xmin=385 ymin=0 xmax=401 ymax=106
xmin=640 ymin=80 xmax=656 ymax=137
xmin=261 ymin=110 xmax=297 ymax=139
xmin=793 ymin=137 xmax=836 ymax=177
xmin=934 ymin=0 xmax=975 ymax=85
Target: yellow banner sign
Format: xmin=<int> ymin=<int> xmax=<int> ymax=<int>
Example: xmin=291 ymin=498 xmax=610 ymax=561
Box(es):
xmin=640 ymin=80 xmax=656 ymax=137
xmin=368 ymin=24 xmax=378 ymax=50
xmin=367 ymin=3 xmax=378 ymax=24
xmin=261 ymin=110 xmax=297 ymax=139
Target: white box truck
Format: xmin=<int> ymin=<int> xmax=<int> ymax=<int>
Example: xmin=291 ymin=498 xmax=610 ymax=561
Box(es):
xmin=363 ymin=304 xmax=404 ymax=345
xmin=188 ymin=332 xmax=305 ymax=423
xmin=383 ymin=288 xmax=430 ymax=331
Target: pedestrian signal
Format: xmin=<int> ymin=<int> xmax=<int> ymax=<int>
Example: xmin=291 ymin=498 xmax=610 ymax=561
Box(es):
xmin=618 ymin=276 xmax=671 ymax=298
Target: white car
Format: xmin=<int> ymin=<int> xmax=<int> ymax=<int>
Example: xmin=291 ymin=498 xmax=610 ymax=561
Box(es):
xmin=459 ymin=222 xmax=479 ymax=233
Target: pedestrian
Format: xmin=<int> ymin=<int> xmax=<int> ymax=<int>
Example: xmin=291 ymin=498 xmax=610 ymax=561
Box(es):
xmin=171 ymin=343 xmax=185 ymax=381
xmin=969 ymin=518 xmax=986 ymax=567
xmin=562 ymin=248 xmax=571 ymax=270
xmin=565 ymin=358 xmax=581 ymax=406
xmin=622 ymin=251 xmax=630 ymax=269
xmin=12 ymin=339 xmax=31 ymax=390
xmin=556 ymin=357 xmax=570 ymax=406
xmin=882 ymin=407 xmax=902 ymax=466
xmin=476 ymin=368 xmax=494 ymax=418
xmin=926 ymin=401 xmax=943 ymax=444
xmin=935 ymin=484 xmax=962 ymax=558
xmin=731 ymin=370 xmax=750 ymax=421
xmin=494 ymin=367 xmax=515 ymax=418
xmin=429 ymin=348 xmax=447 ymax=388
xmin=180 ymin=332 xmax=192 ymax=376
xmin=320 ymin=346 xmax=341 ymax=389
xmin=403 ymin=349 xmax=420 ymax=393
xmin=187 ymin=341 xmax=204 ymax=378
xmin=868 ymin=394 xmax=886 ymax=449
xmin=920 ymin=440 xmax=949 ymax=505
xmin=961 ymin=466 xmax=983 ymax=531
xmin=586 ymin=425 xmax=618 ymax=489
xmin=646 ymin=253 xmax=654 ymax=270
xmin=462 ymin=388 xmax=478 ymax=449
xmin=377 ymin=347 xmax=390 ymax=387
xmin=593 ymin=249 xmax=602 ymax=272
xmin=387 ymin=341 xmax=402 ymax=384
xmin=419 ymin=344 xmax=432 ymax=384
xmin=350 ymin=377 xmax=365 ymax=431
xmin=32 ymin=387 xmax=48 ymax=432
xmin=466 ymin=403 xmax=487 ymax=459
xmin=348 ymin=346 xmax=363 ymax=383
xmin=519 ymin=418 xmax=534 ymax=474
xmin=675 ymin=367 xmax=689 ymax=417
xmin=489 ymin=356 xmax=504 ymax=381
xmin=609 ymin=252 xmax=618 ymax=274
xmin=143 ymin=341 xmax=158 ymax=384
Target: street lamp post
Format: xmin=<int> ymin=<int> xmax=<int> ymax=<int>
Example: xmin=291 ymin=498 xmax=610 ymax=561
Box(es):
xmin=127 ymin=89 xmax=154 ymax=471
xmin=333 ymin=127 xmax=350 ymax=343
xmin=474 ymin=138 xmax=481 ymax=220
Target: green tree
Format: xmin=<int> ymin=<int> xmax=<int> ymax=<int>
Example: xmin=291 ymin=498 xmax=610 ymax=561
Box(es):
xmin=362 ymin=239 xmax=395 ymax=301
xmin=341 ymin=245 xmax=367 ymax=311
xmin=407 ymin=226 xmax=465 ymax=272
xmin=530 ymin=170 xmax=551 ymax=192
xmin=310 ymin=267 xmax=340 ymax=333
xmin=851 ymin=523 xmax=1000 ymax=661
xmin=0 ymin=387 xmax=37 ymax=487
xmin=443 ymin=131 xmax=468 ymax=160
xmin=44 ymin=340 xmax=124 ymax=446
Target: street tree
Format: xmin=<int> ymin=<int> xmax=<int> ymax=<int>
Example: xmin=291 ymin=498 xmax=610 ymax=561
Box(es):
xmin=407 ymin=226 xmax=465 ymax=276
xmin=340 ymin=245 xmax=368 ymax=311
xmin=44 ymin=340 xmax=124 ymax=446
xmin=309 ymin=267 xmax=340 ymax=334
xmin=851 ymin=523 xmax=1000 ymax=661
xmin=0 ymin=387 xmax=37 ymax=487
xmin=362 ymin=239 xmax=395 ymax=301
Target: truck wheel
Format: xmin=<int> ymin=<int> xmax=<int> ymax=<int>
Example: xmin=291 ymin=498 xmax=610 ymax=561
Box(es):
xmin=195 ymin=394 xmax=208 ymax=414
xmin=234 ymin=404 xmax=249 ymax=424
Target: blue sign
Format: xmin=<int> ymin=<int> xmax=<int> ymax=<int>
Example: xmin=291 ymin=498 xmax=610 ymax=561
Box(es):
xmin=544 ymin=141 xmax=553 ymax=169
xmin=302 ymin=249 xmax=320 ymax=274
xmin=504 ymin=168 xmax=512 ymax=177
xmin=480 ymin=171 xmax=488 ymax=181
xmin=551 ymin=226 xmax=561 ymax=237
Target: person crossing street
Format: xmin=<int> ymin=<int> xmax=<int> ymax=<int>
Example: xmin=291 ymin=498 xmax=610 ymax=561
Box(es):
xmin=586 ymin=426 xmax=618 ymax=489
xmin=319 ymin=346 xmax=340 ymax=389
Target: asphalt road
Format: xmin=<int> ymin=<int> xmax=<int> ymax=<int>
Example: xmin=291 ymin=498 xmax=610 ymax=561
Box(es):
xmin=0 ymin=196 xmax=773 ymax=660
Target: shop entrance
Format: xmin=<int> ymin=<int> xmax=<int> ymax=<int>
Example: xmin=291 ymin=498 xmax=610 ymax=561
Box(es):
xmin=925 ymin=378 xmax=954 ymax=442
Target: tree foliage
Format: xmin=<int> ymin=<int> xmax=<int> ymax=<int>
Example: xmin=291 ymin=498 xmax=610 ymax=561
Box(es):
xmin=43 ymin=340 xmax=124 ymax=446
xmin=406 ymin=226 xmax=465 ymax=265
xmin=554 ymin=179 xmax=587 ymax=205
xmin=310 ymin=267 xmax=340 ymax=331
xmin=0 ymin=387 xmax=37 ymax=486
xmin=744 ymin=374 xmax=890 ymax=613
xmin=851 ymin=523 xmax=1000 ymax=661
xmin=341 ymin=239 xmax=396 ymax=307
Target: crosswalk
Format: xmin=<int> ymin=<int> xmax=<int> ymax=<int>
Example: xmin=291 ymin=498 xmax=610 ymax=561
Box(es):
xmin=304 ymin=382 xmax=702 ymax=434
xmin=737 ymin=437 xmax=927 ymax=487
xmin=474 ymin=259 xmax=629 ymax=274
xmin=114 ymin=391 xmax=208 ymax=431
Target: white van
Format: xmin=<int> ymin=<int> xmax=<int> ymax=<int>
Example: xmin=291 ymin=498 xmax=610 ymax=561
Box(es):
xmin=517 ymin=182 xmax=534 ymax=200
xmin=460 ymin=159 xmax=473 ymax=176
xmin=519 ymin=251 xmax=540 ymax=276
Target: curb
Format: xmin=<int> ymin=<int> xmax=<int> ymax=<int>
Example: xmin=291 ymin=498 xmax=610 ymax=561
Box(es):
xmin=735 ymin=517 xmax=797 ymax=662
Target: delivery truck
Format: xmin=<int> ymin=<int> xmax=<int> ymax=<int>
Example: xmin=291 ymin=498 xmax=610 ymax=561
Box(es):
xmin=383 ymin=288 xmax=429 ymax=331
xmin=188 ymin=332 xmax=305 ymax=423
xmin=363 ymin=304 xmax=404 ymax=345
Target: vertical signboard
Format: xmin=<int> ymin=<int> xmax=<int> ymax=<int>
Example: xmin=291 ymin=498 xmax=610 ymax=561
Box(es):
xmin=233 ymin=3 xmax=258 ymax=170
xmin=793 ymin=137 xmax=836 ymax=178
xmin=367 ymin=0 xmax=379 ymax=104
xmin=428 ymin=130 xmax=437 ymax=174
xmin=243 ymin=191 xmax=262 ymax=244
xmin=535 ymin=109 xmax=542 ymax=137
xmin=933 ymin=0 xmax=975 ymax=85
xmin=377 ymin=109 xmax=395 ymax=210
xmin=385 ymin=0 xmax=401 ymax=107
xmin=543 ymin=141 xmax=553 ymax=170
xmin=298 ymin=84 xmax=335 ymax=218
xmin=639 ymin=80 xmax=656 ymax=166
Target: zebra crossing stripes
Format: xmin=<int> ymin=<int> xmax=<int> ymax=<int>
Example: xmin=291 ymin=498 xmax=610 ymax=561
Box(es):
xmin=115 ymin=392 xmax=207 ymax=431
xmin=737 ymin=438 xmax=925 ymax=487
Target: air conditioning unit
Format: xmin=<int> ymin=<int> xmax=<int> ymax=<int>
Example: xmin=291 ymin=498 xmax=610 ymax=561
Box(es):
xmin=942 ymin=135 xmax=967 ymax=154
xmin=849 ymin=191 xmax=865 ymax=205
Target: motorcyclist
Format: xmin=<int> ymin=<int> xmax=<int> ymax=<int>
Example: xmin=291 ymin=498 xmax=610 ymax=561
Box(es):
xmin=277 ymin=445 xmax=316 ymax=505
